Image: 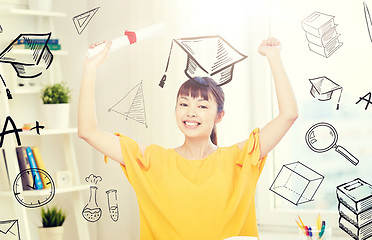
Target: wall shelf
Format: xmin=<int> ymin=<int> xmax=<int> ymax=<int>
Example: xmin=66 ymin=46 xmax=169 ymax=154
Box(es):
xmin=10 ymin=8 xmax=67 ymax=17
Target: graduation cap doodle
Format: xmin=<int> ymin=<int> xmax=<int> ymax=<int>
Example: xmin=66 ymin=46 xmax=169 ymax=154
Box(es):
xmin=159 ymin=35 xmax=247 ymax=88
xmin=0 ymin=33 xmax=53 ymax=78
xmin=309 ymin=76 xmax=343 ymax=110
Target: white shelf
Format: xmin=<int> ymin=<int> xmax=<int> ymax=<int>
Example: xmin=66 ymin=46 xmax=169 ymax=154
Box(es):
xmin=10 ymin=8 xmax=67 ymax=17
xmin=0 ymin=184 xmax=90 ymax=197
xmin=11 ymin=49 xmax=68 ymax=56
xmin=21 ymin=128 xmax=78 ymax=136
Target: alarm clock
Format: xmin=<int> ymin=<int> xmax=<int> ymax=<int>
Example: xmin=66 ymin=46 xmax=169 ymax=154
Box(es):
xmin=13 ymin=168 xmax=55 ymax=208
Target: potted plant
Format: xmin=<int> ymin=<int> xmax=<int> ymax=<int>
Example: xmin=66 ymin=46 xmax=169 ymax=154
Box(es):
xmin=41 ymin=82 xmax=71 ymax=129
xmin=38 ymin=206 xmax=66 ymax=240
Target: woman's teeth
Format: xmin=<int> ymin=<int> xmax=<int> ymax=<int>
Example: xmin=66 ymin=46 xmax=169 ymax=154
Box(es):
xmin=185 ymin=121 xmax=199 ymax=126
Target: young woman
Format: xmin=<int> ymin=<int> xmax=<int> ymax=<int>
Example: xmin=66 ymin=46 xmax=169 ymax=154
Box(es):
xmin=78 ymin=37 xmax=298 ymax=240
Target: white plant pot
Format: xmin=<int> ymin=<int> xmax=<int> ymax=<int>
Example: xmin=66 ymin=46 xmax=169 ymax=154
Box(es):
xmin=28 ymin=0 xmax=52 ymax=11
xmin=38 ymin=226 xmax=64 ymax=240
xmin=42 ymin=103 xmax=70 ymax=129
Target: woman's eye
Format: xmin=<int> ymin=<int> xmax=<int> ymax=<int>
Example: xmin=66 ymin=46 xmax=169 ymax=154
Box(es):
xmin=179 ymin=103 xmax=187 ymax=107
xmin=199 ymin=105 xmax=207 ymax=109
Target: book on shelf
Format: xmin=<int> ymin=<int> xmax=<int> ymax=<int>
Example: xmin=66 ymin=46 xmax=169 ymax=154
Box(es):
xmin=0 ymin=149 xmax=10 ymax=190
xmin=302 ymin=11 xmax=336 ymax=37
xmin=15 ymin=147 xmax=33 ymax=191
xmin=12 ymin=43 xmax=62 ymax=51
xmin=31 ymin=146 xmax=50 ymax=189
xmin=339 ymin=215 xmax=372 ymax=240
xmin=17 ymin=38 xmax=59 ymax=45
xmin=25 ymin=147 xmax=43 ymax=190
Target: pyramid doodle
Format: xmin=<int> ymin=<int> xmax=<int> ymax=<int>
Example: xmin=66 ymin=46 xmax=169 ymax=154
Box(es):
xmin=72 ymin=7 xmax=100 ymax=35
xmin=109 ymin=81 xmax=148 ymax=127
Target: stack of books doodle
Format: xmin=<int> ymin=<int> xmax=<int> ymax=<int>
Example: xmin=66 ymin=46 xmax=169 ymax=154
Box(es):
xmin=301 ymin=11 xmax=343 ymax=58
xmin=13 ymin=38 xmax=61 ymax=51
xmin=336 ymin=178 xmax=372 ymax=240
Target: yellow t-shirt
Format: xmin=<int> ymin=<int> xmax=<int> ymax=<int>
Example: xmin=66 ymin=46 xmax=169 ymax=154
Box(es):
xmin=108 ymin=128 xmax=267 ymax=240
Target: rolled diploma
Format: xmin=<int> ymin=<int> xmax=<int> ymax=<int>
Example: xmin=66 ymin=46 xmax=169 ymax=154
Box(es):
xmin=87 ymin=23 xmax=165 ymax=58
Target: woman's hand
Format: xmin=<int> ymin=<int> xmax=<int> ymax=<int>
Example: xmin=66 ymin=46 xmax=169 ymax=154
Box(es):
xmin=258 ymin=37 xmax=281 ymax=57
xmin=84 ymin=41 xmax=112 ymax=69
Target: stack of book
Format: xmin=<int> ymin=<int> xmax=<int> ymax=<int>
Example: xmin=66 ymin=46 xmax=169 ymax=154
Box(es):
xmin=13 ymin=38 xmax=61 ymax=51
xmin=336 ymin=178 xmax=372 ymax=240
xmin=301 ymin=11 xmax=343 ymax=58
xmin=16 ymin=146 xmax=50 ymax=190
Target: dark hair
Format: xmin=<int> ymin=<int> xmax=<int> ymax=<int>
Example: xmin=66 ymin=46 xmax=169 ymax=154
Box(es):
xmin=176 ymin=77 xmax=225 ymax=145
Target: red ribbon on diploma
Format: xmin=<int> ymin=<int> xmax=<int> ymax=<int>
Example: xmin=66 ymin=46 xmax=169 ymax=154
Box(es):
xmin=124 ymin=30 xmax=137 ymax=44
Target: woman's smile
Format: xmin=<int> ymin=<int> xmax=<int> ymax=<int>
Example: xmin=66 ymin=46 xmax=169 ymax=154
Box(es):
xmin=183 ymin=120 xmax=201 ymax=128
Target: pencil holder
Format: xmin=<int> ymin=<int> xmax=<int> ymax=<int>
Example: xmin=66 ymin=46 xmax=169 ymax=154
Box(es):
xmin=298 ymin=226 xmax=331 ymax=240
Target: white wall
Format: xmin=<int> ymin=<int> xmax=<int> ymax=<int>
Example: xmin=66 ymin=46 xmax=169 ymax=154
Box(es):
xmin=0 ymin=0 xmax=272 ymax=239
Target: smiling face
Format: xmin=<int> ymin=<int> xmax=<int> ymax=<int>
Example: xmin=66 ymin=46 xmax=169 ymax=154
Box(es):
xmin=175 ymin=77 xmax=225 ymax=144
xmin=175 ymin=93 xmax=222 ymax=141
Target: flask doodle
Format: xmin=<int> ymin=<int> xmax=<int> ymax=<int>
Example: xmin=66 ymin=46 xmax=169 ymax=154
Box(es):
xmin=82 ymin=174 xmax=102 ymax=222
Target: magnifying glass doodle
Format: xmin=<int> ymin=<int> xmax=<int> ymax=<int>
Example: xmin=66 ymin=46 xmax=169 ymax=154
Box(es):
xmin=305 ymin=122 xmax=359 ymax=166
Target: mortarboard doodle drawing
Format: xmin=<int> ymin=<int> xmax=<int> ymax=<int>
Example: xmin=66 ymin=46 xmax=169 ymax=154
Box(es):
xmin=364 ymin=1 xmax=372 ymax=42
xmin=269 ymin=161 xmax=324 ymax=206
xmin=106 ymin=189 xmax=119 ymax=222
xmin=159 ymin=35 xmax=247 ymax=88
xmin=0 ymin=33 xmax=54 ymax=78
xmin=82 ymin=174 xmax=102 ymax=222
xmin=301 ymin=12 xmax=343 ymax=58
xmin=305 ymin=122 xmax=359 ymax=166
xmin=72 ymin=7 xmax=100 ymax=35
xmin=0 ymin=219 xmax=21 ymax=239
xmin=356 ymin=92 xmax=372 ymax=110
xmin=108 ymin=81 xmax=148 ymax=127
xmin=309 ymin=76 xmax=343 ymax=110
xmin=337 ymin=178 xmax=372 ymax=240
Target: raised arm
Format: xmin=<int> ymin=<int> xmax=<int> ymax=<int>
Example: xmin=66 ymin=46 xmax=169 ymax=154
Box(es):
xmin=78 ymin=41 xmax=125 ymax=165
xmin=238 ymin=37 xmax=298 ymax=159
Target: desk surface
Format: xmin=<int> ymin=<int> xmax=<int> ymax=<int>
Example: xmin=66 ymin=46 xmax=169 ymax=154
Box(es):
xmin=260 ymin=231 xmax=349 ymax=240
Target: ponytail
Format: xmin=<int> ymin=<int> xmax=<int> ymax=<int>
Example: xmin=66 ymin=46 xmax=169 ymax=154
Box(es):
xmin=210 ymin=125 xmax=217 ymax=145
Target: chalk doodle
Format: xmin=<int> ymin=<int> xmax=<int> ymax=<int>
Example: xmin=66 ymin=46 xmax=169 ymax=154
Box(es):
xmin=309 ymin=76 xmax=342 ymax=110
xmin=82 ymin=174 xmax=102 ymax=222
xmin=13 ymin=168 xmax=55 ymax=208
xmin=356 ymin=92 xmax=372 ymax=110
xmin=364 ymin=1 xmax=372 ymax=42
xmin=337 ymin=178 xmax=372 ymax=240
xmin=0 ymin=116 xmax=22 ymax=148
xmin=0 ymin=219 xmax=21 ymax=239
xmin=301 ymin=12 xmax=343 ymax=58
xmin=0 ymin=33 xmax=54 ymax=78
xmin=108 ymin=81 xmax=148 ymax=127
xmin=0 ymin=74 xmax=12 ymax=99
xmin=106 ymin=189 xmax=119 ymax=222
xmin=72 ymin=7 xmax=100 ymax=35
xmin=269 ymin=161 xmax=324 ymax=206
xmin=159 ymin=35 xmax=247 ymax=88
xmin=29 ymin=121 xmax=45 ymax=135
xmin=305 ymin=122 xmax=359 ymax=166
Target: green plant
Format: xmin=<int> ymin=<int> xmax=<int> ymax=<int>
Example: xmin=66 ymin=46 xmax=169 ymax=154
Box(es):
xmin=41 ymin=206 xmax=66 ymax=227
xmin=41 ymin=82 xmax=71 ymax=104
